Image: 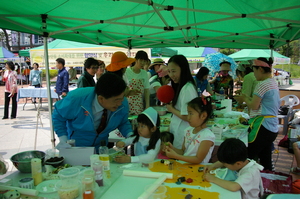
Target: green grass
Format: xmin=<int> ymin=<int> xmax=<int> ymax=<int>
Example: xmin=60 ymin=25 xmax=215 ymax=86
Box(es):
xmin=274 ymin=64 xmax=300 ymax=78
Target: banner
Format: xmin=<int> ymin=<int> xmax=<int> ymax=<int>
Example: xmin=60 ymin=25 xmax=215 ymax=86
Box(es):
xmin=30 ymin=47 xmax=150 ymax=68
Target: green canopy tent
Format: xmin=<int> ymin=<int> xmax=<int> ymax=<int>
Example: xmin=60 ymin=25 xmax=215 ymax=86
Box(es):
xmin=151 ymin=48 xmax=177 ymax=57
xmin=0 ymin=0 xmax=299 ymax=49
xmin=1 ymin=0 xmax=300 ymax=149
xmin=229 ymin=49 xmax=291 ymax=65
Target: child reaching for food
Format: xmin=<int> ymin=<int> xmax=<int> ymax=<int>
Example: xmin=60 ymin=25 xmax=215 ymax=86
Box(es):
xmin=165 ymin=97 xmax=215 ymax=164
xmin=203 ymin=138 xmax=264 ymax=199
xmin=158 ymin=131 xmax=174 ymax=159
xmin=114 ymin=107 xmax=161 ymax=163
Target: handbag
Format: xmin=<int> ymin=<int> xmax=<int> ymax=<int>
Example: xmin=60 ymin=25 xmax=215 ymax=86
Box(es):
xmin=248 ymin=115 xmax=275 ymax=143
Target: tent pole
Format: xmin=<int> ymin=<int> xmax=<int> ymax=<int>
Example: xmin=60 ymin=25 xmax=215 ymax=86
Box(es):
xmin=43 ymin=37 xmax=55 ymax=150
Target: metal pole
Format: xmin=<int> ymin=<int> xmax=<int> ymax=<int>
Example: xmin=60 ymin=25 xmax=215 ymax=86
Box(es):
xmin=43 ymin=37 xmax=55 ymax=149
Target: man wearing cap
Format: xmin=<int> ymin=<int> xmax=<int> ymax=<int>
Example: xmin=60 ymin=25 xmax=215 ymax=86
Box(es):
xmin=210 ymin=61 xmax=234 ymax=98
xmin=53 ymin=72 xmax=133 ymax=153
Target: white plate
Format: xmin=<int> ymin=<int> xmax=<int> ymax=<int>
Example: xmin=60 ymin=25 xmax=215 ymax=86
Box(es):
xmin=36 ymin=180 xmax=59 ymax=193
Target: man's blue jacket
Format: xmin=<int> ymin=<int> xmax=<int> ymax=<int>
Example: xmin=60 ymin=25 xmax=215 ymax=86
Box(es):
xmin=52 ymin=87 xmax=133 ymax=152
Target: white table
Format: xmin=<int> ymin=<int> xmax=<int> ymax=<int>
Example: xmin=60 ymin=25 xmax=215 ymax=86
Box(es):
xmin=17 ymin=86 xmax=77 ymax=110
xmin=1 ymin=161 xmax=241 ymax=199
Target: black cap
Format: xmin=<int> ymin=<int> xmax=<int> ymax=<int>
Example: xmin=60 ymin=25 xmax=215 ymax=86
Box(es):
xmin=100 ymin=140 xmax=106 ymax=146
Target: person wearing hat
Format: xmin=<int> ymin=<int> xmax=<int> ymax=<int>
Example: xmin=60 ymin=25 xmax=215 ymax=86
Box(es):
xmin=147 ymin=58 xmax=165 ymax=79
xmin=53 ymin=72 xmax=133 ymax=153
xmin=149 ymin=64 xmax=170 ymax=106
xmin=210 ymin=61 xmax=234 ymax=98
xmin=77 ymin=57 xmax=100 ymax=88
xmin=114 ymin=107 xmax=161 ymax=163
xmin=234 ymin=57 xmax=280 ymax=171
xmin=124 ymin=50 xmax=150 ymax=115
xmin=106 ymin=51 xmax=139 ymax=97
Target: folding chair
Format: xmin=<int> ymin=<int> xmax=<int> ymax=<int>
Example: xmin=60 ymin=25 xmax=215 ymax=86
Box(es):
xmin=277 ymin=95 xmax=300 ymax=135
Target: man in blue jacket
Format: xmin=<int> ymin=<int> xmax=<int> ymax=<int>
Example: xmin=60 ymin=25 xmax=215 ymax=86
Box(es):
xmin=53 ymin=73 xmax=133 ymax=152
xmin=55 ymin=58 xmax=69 ymax=98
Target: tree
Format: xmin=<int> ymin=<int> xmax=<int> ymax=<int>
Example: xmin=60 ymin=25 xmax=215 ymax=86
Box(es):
xmin=278 ymin=39 xmax=300 ymax=64
xmin=219 ymin=48 xmax=237 ymax=55
xmin=0 ymin=28 xmax=11 ymax=51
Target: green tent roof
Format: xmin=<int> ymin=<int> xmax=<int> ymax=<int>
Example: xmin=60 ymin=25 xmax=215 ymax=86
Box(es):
xmin=1 ymin=0 xmax=300 ymax=49
xmin=229 ymin=49 xmax=290 ymax=61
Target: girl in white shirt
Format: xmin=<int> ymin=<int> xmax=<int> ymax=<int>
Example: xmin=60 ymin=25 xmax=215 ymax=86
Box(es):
xmin=124 ymin=50 xmax=150 ymax=115
xmin=166 ymin=55 xmax=198 ymax=148
xmin=115 ymin=107 xmax=161 ymax=163
xmin=165 ymin=97 xmax=215 ymax=164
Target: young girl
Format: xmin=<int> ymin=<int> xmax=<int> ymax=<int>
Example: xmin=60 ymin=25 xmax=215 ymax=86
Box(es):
xmin=167 ymin=55 xmax=198 ymax=148
xmin=124 ymin=50 xmax=150 ymax=115
xmin=115 ymin=107 xmax=161 ymax=163
xmin=165 ymin=97 xmax=215 ymax=164
xmin=158 ymin=131 xmax=174 ymax=159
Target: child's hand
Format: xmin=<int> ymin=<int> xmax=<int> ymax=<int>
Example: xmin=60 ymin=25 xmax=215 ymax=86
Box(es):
xmin=165 ymin=146 xmax=178 ymax=159
xmin=203 ymin=165 xmax=215 ymax=173
xmin=114 ymin=155 xmax=131 ymax=163
xmin=203 ymin=172 xmax=216 ymax=182
xmin=116 ymin=141 xmax=125 ymax=148
xmin=161 ymin=142 xmax=173 ymax=152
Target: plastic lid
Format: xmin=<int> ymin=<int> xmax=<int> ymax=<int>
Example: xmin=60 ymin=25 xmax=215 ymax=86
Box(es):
xmin=100 ymin=140 xmax=106 ymax=146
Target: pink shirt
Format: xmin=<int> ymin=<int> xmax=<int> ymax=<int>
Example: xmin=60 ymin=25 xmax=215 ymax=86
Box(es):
xmin=3 ymin=70 xmax=18 ymax=93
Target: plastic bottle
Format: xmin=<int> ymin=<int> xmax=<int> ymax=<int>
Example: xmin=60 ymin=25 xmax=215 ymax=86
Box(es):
xmin=197 ymin=88 xmax=202 ymax=97
xmin=99 ymin=140 xmax=109 ymax=155
xmin=99 ymin=140 xmax=111 ymax=179
xmin=82 ymin=177 xmax=94 ymax=199
xmin=219 ymin=87 xmax=225 ymax=100
xmin=92 ymin=161 xmax=103 ymax=186
xmin=31 ymin=158 xmax=43 ymax=186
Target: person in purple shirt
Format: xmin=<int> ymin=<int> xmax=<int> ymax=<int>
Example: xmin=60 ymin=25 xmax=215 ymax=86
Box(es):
xmin=55 ymin=58 xmax=69 ymax=98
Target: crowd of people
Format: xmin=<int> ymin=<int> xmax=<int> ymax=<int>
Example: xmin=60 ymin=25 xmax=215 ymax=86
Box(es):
xmin=1 ymin=50 xmax=299 ymax=199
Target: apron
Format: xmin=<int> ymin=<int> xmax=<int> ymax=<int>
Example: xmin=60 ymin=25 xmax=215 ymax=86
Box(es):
xmin=248 ymin=115 xmax=276 ymax=143
xmin=135 ymin=142 xmax=148 ymax=156
xmin=128 ymin=79 xmax=144 ymax=115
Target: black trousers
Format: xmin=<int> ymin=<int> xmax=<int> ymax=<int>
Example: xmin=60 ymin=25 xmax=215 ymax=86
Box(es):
xmin=247 ymin=125 xmax=277 ymax=171
xmin=4 ymin=92 xmax=17 ymax=118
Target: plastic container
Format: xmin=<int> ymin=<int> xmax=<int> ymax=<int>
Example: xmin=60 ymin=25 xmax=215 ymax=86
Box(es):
xmin=92 ymin=161 xmax=103 ymax=186
xmin=56 ymin=180 xmax=81 ymax=199
xmin=58 ymin=167 xmax=80 ymax=188
xmin=99 ymin=154 xmax=111 ymax=179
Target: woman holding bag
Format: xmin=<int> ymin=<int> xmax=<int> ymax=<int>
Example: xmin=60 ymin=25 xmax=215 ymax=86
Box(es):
xmin=235 ymin=57 xmax=280 ymax=171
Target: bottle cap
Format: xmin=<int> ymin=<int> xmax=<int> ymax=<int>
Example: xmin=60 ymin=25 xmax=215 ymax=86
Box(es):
xmin=100 ymin=140 xmax=106 ymax=146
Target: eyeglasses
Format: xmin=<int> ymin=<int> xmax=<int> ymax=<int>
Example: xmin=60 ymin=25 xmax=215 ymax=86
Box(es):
xmin=91 ymin=66 xmax=100 ymax=70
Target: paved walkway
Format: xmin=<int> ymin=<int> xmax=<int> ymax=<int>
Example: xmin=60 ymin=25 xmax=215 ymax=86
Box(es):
xmin=0 ymin=102 xmax=56 ymax=178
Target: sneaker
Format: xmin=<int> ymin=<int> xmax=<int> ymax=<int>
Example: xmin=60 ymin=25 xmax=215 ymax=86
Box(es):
xmin=290 ymin=167 xmax=300 ymax=175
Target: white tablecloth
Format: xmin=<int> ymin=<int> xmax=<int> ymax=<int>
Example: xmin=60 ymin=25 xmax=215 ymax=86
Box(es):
xmin=17 ymin=86 xmax=77 ymax=101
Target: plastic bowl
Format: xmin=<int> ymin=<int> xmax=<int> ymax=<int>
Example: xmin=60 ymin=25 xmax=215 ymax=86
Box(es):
xmin=152 ymin=106 xmax=167 ymax=116
xmin=10 ymin=150 xmax=46 ymax=173
xmin=45 ymin=157 xmax=64 ymax=168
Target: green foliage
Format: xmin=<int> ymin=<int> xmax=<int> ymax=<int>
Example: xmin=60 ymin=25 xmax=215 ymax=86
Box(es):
xmin=41 ymin=69 xmax=58 ymax=80
xmin=275 ymin=64 xmax=300 ymax=78
xmin=219 ymin=48 xmax=237 ymax=55
xmin=278 ymin=39 xmax=300 ymax=64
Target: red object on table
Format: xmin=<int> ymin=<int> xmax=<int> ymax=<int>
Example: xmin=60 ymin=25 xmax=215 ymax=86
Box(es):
xmin=157 ymin=85 xmax=174 ymax=104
